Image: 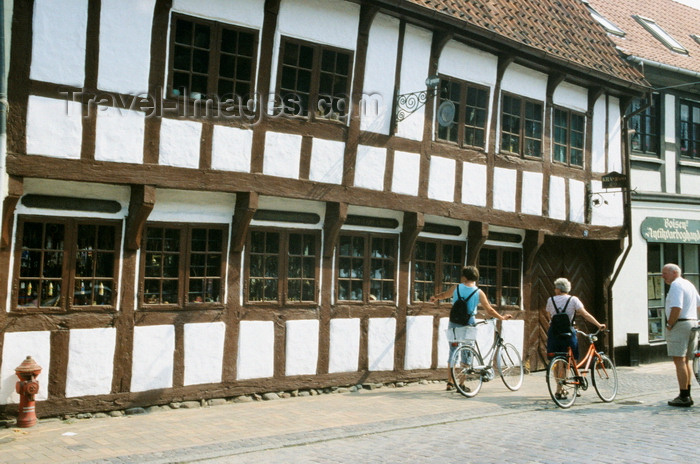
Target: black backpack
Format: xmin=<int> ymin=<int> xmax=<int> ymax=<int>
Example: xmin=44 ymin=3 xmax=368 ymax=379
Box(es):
xmin=550 ymin=296 xmax=574 ymax=338
xmin=449 ymin=286 xmax=479 ymax=325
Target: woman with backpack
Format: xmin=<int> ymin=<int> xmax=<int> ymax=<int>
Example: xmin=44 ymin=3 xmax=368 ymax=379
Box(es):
xmin=430 ymin=265 xmax=511 ymax=391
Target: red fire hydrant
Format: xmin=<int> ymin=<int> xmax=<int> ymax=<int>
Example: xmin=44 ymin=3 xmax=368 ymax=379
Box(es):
xmin=15 ymin=356 xmax=42 ymax=428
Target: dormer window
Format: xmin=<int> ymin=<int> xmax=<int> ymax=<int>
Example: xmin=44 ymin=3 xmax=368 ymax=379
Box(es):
xmin=584 ymin=3 xmax=625 ymax=37
xmin=633 ymin=16 xmax=688 ymax=54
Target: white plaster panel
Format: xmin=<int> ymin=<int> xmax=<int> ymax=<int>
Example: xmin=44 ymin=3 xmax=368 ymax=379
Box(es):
xmin=183 ymin=322 xmax=225 ymax=386
xmin=309 ymin=138 xmax=345 ymax=185
xmin=278 ymin=0 xmax=359 ymax=49
xmin=461 ymin=162 xmax=487 ymax=206
xmin=131 ymin=325 xmax=174 ymax=392
xmin=354 ymin=145 xmax=386 ymax=190
xmin=20 ymin=179 xmax=131 ymax=216
xmin=26 ymin=96 xmax=83 ymax=159
xmin=148 ymin=189 xmax=235 ymax=223
xmin=404 ymin=315 xmax=433 ymax=370
xmin=0 ymin=331 xmax=51 ymax=405
xmin=552 ymin=82 xmax=588 ymax=113
xmin=437 ymin=317 xmax=450 ymax=368
xmin=428 ymin=156 xmax=456 ymax=202
xmin=521 ymin=171 xmax=543 ymax=216
xmin=328 ymin=318 xmax=360 ymax=374
xmin=500 ymin=319 xmax=525 ymax=355
xmin=95 ymin=107 xmax=145 ymax=164
xmin=263 ymin=132 xmax=302 ymax=179
xmin=172 ymin=0 xmax=264 ymax=27
xmin=30 ymin=0 xmax=87 ymax=87
xmin=285 ymin=319 xmax=319 ymax=376
xmin=65 ymin=328 xmax=116 ymax=397
xmin=631 ymin=169 xmax=662 ymax=192
xmin=159 ymin=118 xmax=202 ymax=168
xmin=493 ymin=167 xmax=517 ymax=212
xmin=391 ymin=151 xmax=421 ymax=196
xmin=549 ymin=176 xmax=567 ymax=220
xmin=590 ymin=180 xmax=624 ymax=226
xmin=368 ymin=318 xmax=396 ymax=371
xmin=396 ymin=25 xmax=432 ymax=141
xmin=665 ymin=149 xmax=677 ymax=193
xmin=438 ymin=40 xmax=498 ymax=87
xmin=569 ymin=179 xmax=585 ymax=224
xmin=501 ymin=63 xmax=547 ymax=101
xmin=665 ymin=94 xmax=676 ymax=143
xmin=98 ymin=0 xmax=155 ymax=93
xmin=591 ymin=95 xmax=607 ymax=173
xmin=361 ymin=13 xmax=400 ymax=135
xmin=680 ymin=173 xmax=700 ymax=195
xmin=237 ymin=321 xmax=274 ymax=380
xmin=607 ymin=97 xmax=622 ymax=173
xmin=212 ymin=125 xmax=253 ymax=172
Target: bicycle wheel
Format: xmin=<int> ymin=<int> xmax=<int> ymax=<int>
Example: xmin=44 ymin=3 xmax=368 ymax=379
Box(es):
xmin=496 ymin=342 xmax=524 ymax=391
xmin=693 ymin=352 xmax=700 ymax=384
xmin=546 ymin=356 xmax=578 ymax=408
xmin=592 ymin=354 xmax=618 ymax=402
xmin=451 ymin=345 xmax=483 ymax=398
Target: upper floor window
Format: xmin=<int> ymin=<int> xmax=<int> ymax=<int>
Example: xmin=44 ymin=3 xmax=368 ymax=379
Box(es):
xmin=553 ymin=108 xmax=585 ymax=167
xmin=501 ymin=94 xmax=543 ymax=157
xmin=436 ymin=77 xmax=489 ymax=149
xmin=141 ymin=224 xmax=226 ymax=308
xmin=276 ymin=38 xmax=352 ymax=121
xmin=337 ymin=233 xmax=396 ymax=303
xmin=680 ymin=99 xmax=700 ymax=160
xmin=628 ymin=95 xmax=660 ymax=156
xmin=169 ymin=14 xmax=257 ymax=101
xmin=15 ymin=218 xmax=120 ymax=311
xmin=478 ymin=246 xmax=521 ymax=308
xmin=412 ymin=239 xmax=464 ymax=303
xmin=245 ymin=229 xmax=320 ymax=304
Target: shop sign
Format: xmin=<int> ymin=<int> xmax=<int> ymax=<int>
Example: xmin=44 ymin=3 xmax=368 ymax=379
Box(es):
xmin=641 ymin=217 xmax=700 ymax=244
xmin=601 ymin=171 xmax=627 ymax=189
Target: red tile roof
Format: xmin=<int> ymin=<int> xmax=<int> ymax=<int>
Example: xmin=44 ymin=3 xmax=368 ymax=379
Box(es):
xmin=400 ymin=0 xmax=647 ymax=88
xmin=587 ymin=0 xmax=700 ymax=73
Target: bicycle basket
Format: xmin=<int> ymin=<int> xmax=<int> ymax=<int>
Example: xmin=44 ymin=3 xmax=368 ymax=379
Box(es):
xmin=447 ymin=326 xmax=478 ymax=342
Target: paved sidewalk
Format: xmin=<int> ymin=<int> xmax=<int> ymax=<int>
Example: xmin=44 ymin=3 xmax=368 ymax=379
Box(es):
xmin=0 ymin=362 xmax=684 ymax=463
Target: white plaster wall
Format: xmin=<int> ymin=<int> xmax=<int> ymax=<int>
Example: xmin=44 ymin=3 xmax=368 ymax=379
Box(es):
xmin=665 ymin=149 xmax=677 ymax=193
xmin=183 ymin=322 xmax=225 ymax=386
xmin=354 ymin=145 xmax=386 ymax=190
xmin=437 ymin=317 xmax=450 ymax=368
xmin=391 ymin=151 xmax=420 ymax=196
xmin=361 ymin=13 xmax=400 ymax=135
xmin=462 ymin=162 xmax=487 ymax=206
xmin=501 ymin=63 xmax=547 ymax=101
xmin=428 ymin=156 xmax=455 ymax=202
xmin=368 ymin=317 xmax=396 ymax=371
xmin=148 ymin=189 xmax=235 ymax=223
xmin=131 ymin=325 xmax=174 ymax=392
xmin=552 ymin=82 xmax=588 ymax=113
xmin=404 ymin=315 xmax=433 ymax=370
xmin=30 ymin=0 xmax=87 ymax=87
xmin=549 ymin=176 xmax=567 ymax=220
xmin=631 ymin=168 xmax=662 ymax=192
xmin=263 ymin=132 xmax=302 ymax=179
xmin=95 ymin=107 xmax=145 ymax=164
xmin=65 ymin=328 xmax=116 ymax=397
xmin=680 ymin=172 xmax=700 ymax=195
xmin=309 ymin=138 xmax=345 ymax=185
xmin=20 ymin=179 xmax=131 ymax=216
xmin=285 ymin=319 xmax=319 ymax=376
xmin=253 ymin=196 xmax=325 ymax=228
xmin=591 ymin=95 xmax=607 ymax=174
xmin=521 ymin=171 xmax=543 ymax=216
xmin=0 ymin=331 xmax=51 ymax=405
xmin=590 ymin=180 xmax=624 ymax=227
xmin=211 ymin=125 xmax=253 ymax=172
xmin=278 ymin=0 xmax=359 ymax=50
xmin=569 ymin=179 xmax=586 ymax=224
xmin=238 ymin=321 xmax=274 ymax=380
xmin=438 ymin=40 xmax=498 ymax=87
xmin=159 ymin=118 xmax=202 ymax=168
xmin=26 ymin=96 xmax=83 ymax=159
xmin=493 ymin=167 xmax=517 ymax=212
xmin=395 ymin=25 xmax=432 ymax=141
xmin=98 ymin=0 xmax=154 ymax=94
xmin=328 ymin=318 xmax=360 ymax=374
xmin=665 ymin=94 xmax=676 ymax=144
xmin=172 ymin=0 xmax=264 ymax=26
xmin=607 ymin=97 xmax=622 ymax=173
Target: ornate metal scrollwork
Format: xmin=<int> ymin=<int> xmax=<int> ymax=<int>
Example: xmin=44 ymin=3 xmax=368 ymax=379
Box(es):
xmin=395 ymin=90 xmax=431 ymax=123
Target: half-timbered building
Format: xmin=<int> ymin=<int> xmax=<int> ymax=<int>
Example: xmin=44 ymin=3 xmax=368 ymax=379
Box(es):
xmin=0 ymin=0 xmax=647 ymax=416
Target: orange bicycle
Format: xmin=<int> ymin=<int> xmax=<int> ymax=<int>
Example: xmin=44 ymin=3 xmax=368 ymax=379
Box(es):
xmin=546 ymin=328 xmax=618 ymax=408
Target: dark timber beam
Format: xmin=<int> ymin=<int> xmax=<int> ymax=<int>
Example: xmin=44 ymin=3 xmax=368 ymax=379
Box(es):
xmin=1 ymin=175 xmax=23 ymax=249
xmin=523 ymin=229 xmax=545 ymax=276
xmin=125 ymin=184 xmax=155 ymax=250
xmin=323 ymin=201 xmax=347 ymax=258
xmin=466 ymin=221 xmax=489 ymax=266
xmin=230 ymin=192 xmax=259 ymax=253
xmin=400 ymin=211 xmax=424 ymax=263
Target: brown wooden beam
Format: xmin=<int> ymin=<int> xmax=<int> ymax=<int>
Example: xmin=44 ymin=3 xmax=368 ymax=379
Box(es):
xmin=230 ymin=192 xmax=259 ymax=253
xmin=124 ymin=185 xmax=155 ymax=250
xmin=322 ymin=201 xmax=348 ymax=258
xmin=466 ymin=221 xmax=489 ymax=265
xmin=1 ymin=175 xmax=23 ymax=249
xmin=523 ymin=229 xmax=545 ymax=276
xmin=400 ymin=211 xmax=424 ymax=263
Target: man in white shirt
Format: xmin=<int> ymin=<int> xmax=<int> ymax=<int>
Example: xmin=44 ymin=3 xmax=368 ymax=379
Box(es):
xmin=662 ymin=263 xmax=700 ymax=407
